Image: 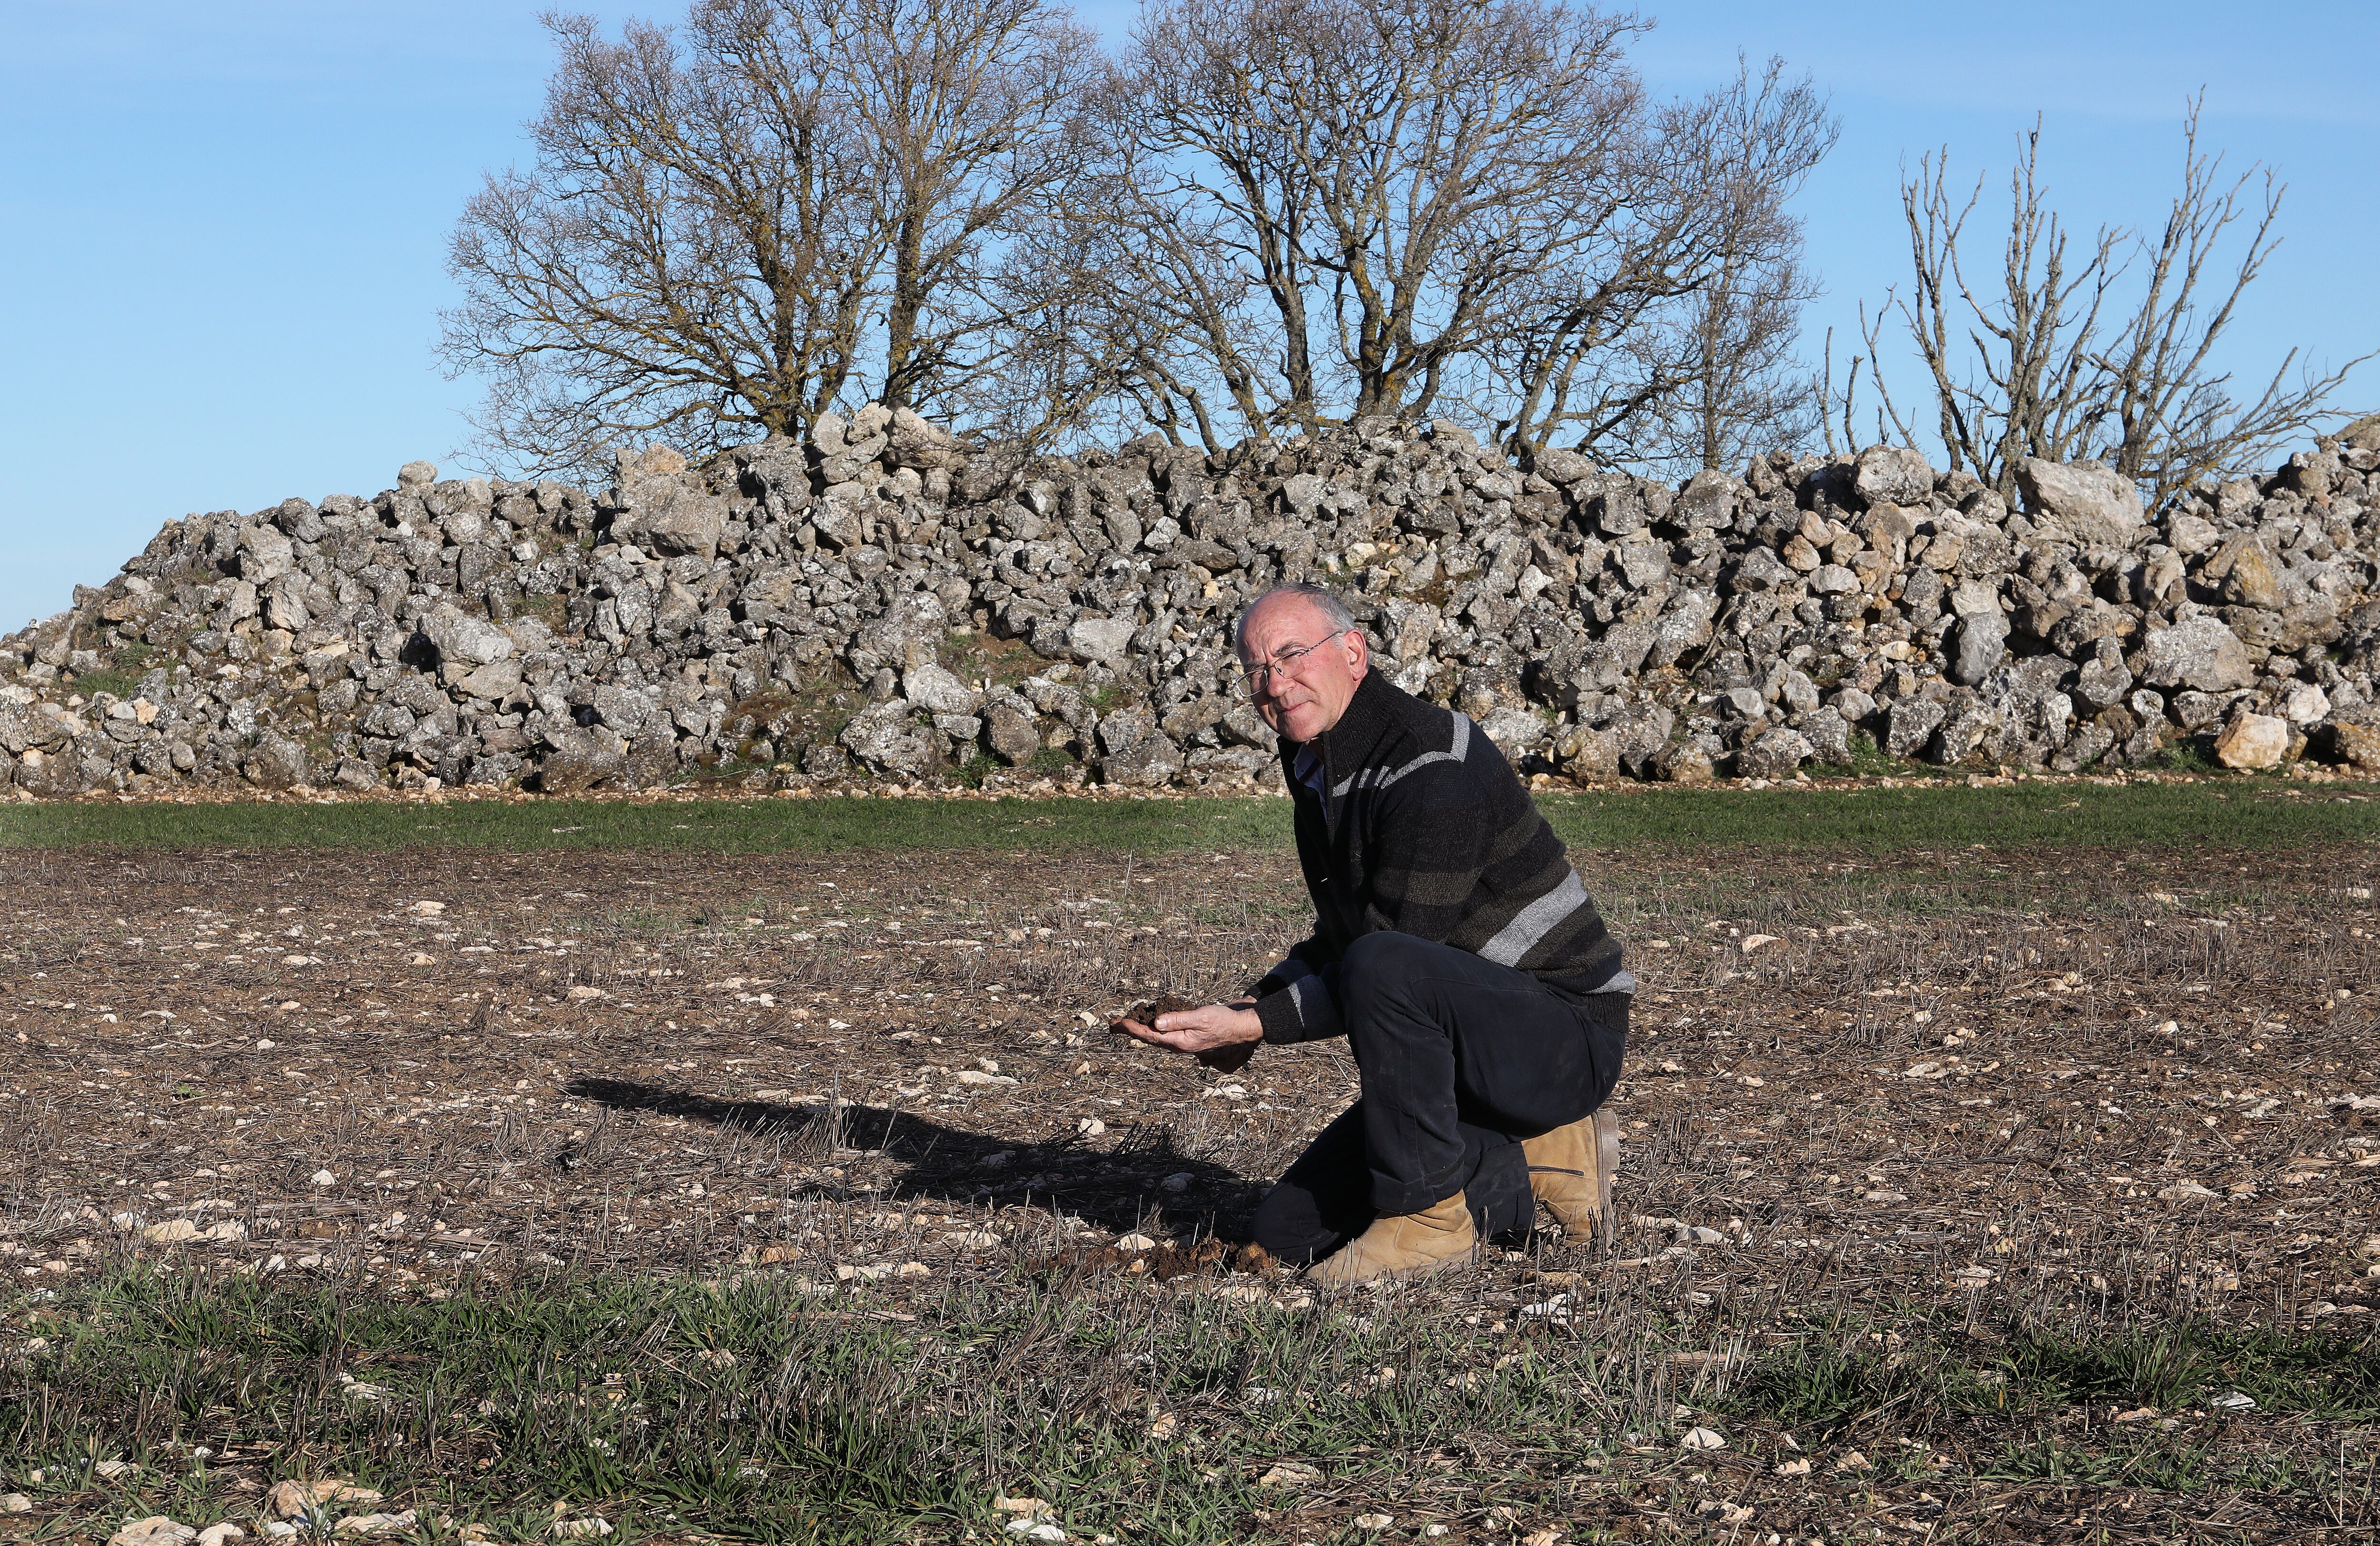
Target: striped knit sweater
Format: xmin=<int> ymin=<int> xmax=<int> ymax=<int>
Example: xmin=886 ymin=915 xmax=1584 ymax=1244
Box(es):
xmin=1251 ymin=670 xmax=1629 ymax=1045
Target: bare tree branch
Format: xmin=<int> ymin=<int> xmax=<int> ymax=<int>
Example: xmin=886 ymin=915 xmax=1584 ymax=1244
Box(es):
xmin=1880 ymin=99 xmax=2369 ymax=508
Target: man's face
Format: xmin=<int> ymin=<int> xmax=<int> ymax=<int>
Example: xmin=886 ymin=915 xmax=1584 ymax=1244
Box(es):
xmin=1239 ymin=596 xmax=1368 ymax=743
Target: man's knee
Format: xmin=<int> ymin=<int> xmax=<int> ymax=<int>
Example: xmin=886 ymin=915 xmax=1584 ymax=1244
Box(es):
xmin=1339 ymin=931 xmax=1431 ymax=1017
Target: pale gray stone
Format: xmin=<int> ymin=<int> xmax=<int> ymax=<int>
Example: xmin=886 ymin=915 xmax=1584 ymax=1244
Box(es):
xmin=1477 ymin=704 xmax=1548 ymax=753
xmin=1952 ymin=613 xmax=2010 ymax=685
xmin=241 ymin=735 xmax=310 ymax=790
xmin=1885 ymin=697 xmax=1945 ymax=759
xmin=2138 ymin=615 xmax=2253 ymax=693
xmin=237 ymin=524 xmax=295 ymax=584
xmin=1854 ymin=445 xmax=1934 ymax=507
xmin=1067 ymin=616 xmax=1137 ymax=666
xmin=2016 ymin=458 xmax=2142 ymax=546
xmin=838 ymin=700 xmax=935 ymax=777
xmin=902 ymin=664 xmax=982 ymax=715
xmin=981 ymin=693 xmax=1042 ymax=765
xmin=1736 ymin=726 xmax=1813 ymax=780
xmin=423 ymin=602 xmax=515 ymax=667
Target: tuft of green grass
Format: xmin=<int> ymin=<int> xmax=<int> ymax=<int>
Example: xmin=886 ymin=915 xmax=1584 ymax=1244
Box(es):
xmin=69 ymin=669 xmax=142 ymax=700
xmin=1802 ymin=727 xmax=1907 ymax=782
xmin=1727 ymin=1316 xmax=2380 ymax=1442
xmin=66 ymin=641 xmax=162 ymax=701
xmin=2 ymin=1263 xmax=1678 ymax=1544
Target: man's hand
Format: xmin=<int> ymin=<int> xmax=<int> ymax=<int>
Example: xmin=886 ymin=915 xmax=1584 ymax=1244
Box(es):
xmin=1113 ymin=999 xmax=1263 ymax=1071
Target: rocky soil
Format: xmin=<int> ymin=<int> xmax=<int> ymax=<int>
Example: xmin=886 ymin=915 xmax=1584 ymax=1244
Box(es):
xmin=8 ymin=409 xmax=2380 ymax=799
xmin=4 ymin=837 xmax=2379 ymax=1540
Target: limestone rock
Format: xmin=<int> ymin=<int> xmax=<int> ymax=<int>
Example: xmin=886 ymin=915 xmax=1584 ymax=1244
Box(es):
xmin=1553 ymin=722 xmax=1621 ymax=779
xmin=980 ymin=694 xmax=1042 ymax=765
xmin=2167 ymin=512 xmax=2221 ymax=556
xmin=1067 ymin=616 xmax=1136 ymax=666
xmin=2016 ymin=458 xmax=2143 ymax=545
xmin=1476 ymin=705 xmax=1548 ymax=756
xmin=264 ymin=1482 xmax=383 ymax=1522
xmin=902 ymin=664 xmax=981 ymax=716
xmin=2073 ymin=652 xmax=2133 ymax=712
xmin=453 ymin=659 xmax=522 ymax=702
xmin=1653 ymin=743 xmax=1714 ymax=783
xmin=1885 ymin=697 xmax=1946 ymax=759
xmin=109 ymin=1520 xmax=195 ymax=1546
xmin=2217 ymin=539 xmax=2285 ymax=610
xmin=422 ymin=603 xmax=514 ymax=668
xmin=237 ymin=524 xmax=295 ymax=585
xmin=536 ymin=727 xmax=628 ymax=793
xmin=1952 ymin=613 xmax=2009 ymax=685
xmin=1854 ymin=446 xmax=1934 ymax=508
xmin=2279 ymin=682 xmax=2331 ymax=725
xmin=2214 ymin=713 xmax=2289 ymax=770
xmin=2138 ymin=616 xmax=2253 ymax=693
xmin=1736 ymin=726 xmax=1813 ymax=781
xmin=840 ymin=701 xmax=935 ymax=778
xmin=1103 ymin=727 xmax=1184 ymax=788
xmin=852 ymin=591 xmax=948 ymax=675
xmin=1531 ymin=447 xmax=1597 ymax=487
xmin=242 ymin=736 xmax=311 ymax=791
xmin=2331 ymin=721 xmax=2380 ymax=772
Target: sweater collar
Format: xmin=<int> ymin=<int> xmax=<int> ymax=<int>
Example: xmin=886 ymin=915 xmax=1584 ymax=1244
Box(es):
xmin=1304 ymin=669 xmax=1399 ymax=781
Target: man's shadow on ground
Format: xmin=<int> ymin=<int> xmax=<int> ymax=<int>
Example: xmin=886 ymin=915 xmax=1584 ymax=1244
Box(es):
xmin=564 ymin=1076 xmax=1260 ymax=1238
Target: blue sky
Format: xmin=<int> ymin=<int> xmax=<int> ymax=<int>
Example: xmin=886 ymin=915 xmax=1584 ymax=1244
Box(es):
xmin=2 ymin=0 xmax=2373 ymax=629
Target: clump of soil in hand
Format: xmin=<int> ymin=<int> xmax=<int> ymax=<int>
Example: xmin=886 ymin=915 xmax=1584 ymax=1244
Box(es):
xmin=1114 ymin=994 xmax=1200 ymax=1035
xmin=1111 ymin=995 xmax=1255 ymax=1073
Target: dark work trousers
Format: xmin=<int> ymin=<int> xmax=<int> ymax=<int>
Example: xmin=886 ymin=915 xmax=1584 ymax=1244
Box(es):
xmin=1250 ymin=931 xmax=1628 ymax=1264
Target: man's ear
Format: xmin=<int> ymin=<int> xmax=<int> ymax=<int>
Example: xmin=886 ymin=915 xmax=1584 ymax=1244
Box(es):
xmin=1345 ymin=628 xmax=1369 ymax=679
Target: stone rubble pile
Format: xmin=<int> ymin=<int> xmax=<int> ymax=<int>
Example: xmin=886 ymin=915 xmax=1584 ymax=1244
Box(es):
xmin=6 ymin=403 xmax=2380 ymax=797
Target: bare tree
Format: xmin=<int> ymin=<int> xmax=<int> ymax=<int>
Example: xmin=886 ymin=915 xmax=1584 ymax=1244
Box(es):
xmin=441 ymin=9 xmax=873 ymax=475
xmin=1480 ymin=57 xmax=1834 ymax=461
xmin=1063 ymin=4 xmax=1834 ymax=456
xmin=441 ymin=0 xmax=1096 ymax=477
xmin=1868 ymin=101 xmax=2369 ymax=507
xmin=821 ymin=0 xmax=1101 ymax=410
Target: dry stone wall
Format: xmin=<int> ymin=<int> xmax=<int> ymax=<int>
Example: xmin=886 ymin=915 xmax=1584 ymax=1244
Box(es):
xmin=7 ymin=404 xmax=2380 ymax=799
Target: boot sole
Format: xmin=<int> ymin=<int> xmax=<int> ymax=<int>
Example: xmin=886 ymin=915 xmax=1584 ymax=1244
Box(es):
xmin=1308 ymin=1247 xmax=1475 ymax=1287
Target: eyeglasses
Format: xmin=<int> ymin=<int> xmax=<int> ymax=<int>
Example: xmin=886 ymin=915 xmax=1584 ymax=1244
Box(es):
xmin=1232 ymin=631 xmax=1350 ymax=694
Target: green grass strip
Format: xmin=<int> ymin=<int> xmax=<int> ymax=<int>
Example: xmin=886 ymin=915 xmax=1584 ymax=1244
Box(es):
xmin=10 ymin=1267 xmax=2376 ymax=1542
xmin=0 ymin=777 xmax=2375 ymax=856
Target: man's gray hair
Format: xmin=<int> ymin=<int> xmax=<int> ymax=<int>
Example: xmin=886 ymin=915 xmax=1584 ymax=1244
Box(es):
xmin=1234 ymin=583 xmax=1360 ymax=655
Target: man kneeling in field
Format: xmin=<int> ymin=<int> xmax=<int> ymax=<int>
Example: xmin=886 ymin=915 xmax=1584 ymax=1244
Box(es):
xmin=1118 ymin=584 xmax=1630 ymax=1284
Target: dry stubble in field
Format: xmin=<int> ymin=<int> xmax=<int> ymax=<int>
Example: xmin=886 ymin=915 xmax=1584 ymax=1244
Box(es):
xmin=4 ymin=834 xmax=2380 ymax=1543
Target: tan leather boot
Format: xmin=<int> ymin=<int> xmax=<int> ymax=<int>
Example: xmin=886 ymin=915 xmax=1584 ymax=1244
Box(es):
xmin=1306 ymin=1191 xmax=1477 ymax=1286
xmin=1521 ymin=1106 xmax=1618 ymax=1241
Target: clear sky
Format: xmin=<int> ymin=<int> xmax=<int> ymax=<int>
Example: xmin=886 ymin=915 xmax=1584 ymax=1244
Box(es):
xmin=2 ymin=0 xmax=2373 ymax=629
